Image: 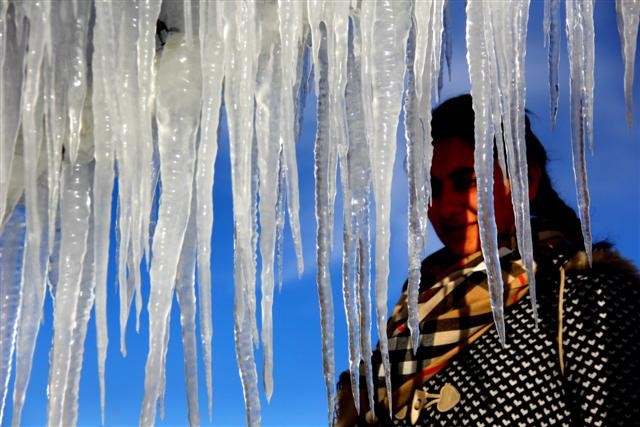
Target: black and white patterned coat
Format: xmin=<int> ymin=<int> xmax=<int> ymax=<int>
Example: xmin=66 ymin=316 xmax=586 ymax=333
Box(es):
xmin=357 ymin=244 xmax=640 ymax=426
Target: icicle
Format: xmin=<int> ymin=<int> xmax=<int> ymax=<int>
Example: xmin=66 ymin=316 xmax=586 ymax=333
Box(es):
xmin=0 ymin=205 xmax=25 ymax=425
xmin=345 ymin=8 xmax=375 ymax=414
xmin=91 ymin=1 xmax=118 ymax=421
xmin=307 ymin=8 xmax=339 ymax=419
xmin=175 ymin=192 xmax=200 ymax=427
xmin=544 ymin=0 xmax=561 ymax=128
xmin=11 ymin=2 xmax=51 ymax=425
xmin=486 ymin=2 xmax=539 ymax=325
xmin=363 ymin=0 xmax=412 ymax=413
xmin=184 ymin=0 xmax=194 ymax=48
xmin=466 ymin=1 xmax=507 ymax=345
xmin=46 ymin=161 xmax=92 ymax=427
xmin=0 ymin=3 xmax=25 ymax=227
xmin=64 ymin=0 xmax=91 ymax=165
xmin=255 ymin=0 xmax=283 ymax=401
xmin=140 ymin=32 xmax=201 ymax=426
xmin=134 ymin=0 xmax=162 ymax=331
xmin=112 ymin=2 xmax=140 ymax=356
xmin=197 ymin=0 xmax=224 ymax=419
xmin=405 ymin=0 xmax=446 ymax=355
xmin=275 ymin=158 xmax=286 ymax=293
xmin=221 ymin=1 xmax=261 ymax=424
xmin=616 ymin=0 xmax=640 ymax=127
xmin=278 ymin=0 xmax=306 ymax=277
xmin=566 ymin=0 xmax=594 ymax=264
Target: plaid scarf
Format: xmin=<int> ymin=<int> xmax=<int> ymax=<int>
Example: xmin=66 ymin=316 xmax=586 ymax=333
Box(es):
xmin=371 ymin=245 xmax=532 ymax=415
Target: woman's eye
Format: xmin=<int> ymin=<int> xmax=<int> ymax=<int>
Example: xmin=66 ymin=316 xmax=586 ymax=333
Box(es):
xmin=454 ymin=177 xmax=477 ymax=191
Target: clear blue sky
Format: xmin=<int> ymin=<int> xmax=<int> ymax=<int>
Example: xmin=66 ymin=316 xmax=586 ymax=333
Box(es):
xmin=3 ymin=2 xmax=638 ymax=426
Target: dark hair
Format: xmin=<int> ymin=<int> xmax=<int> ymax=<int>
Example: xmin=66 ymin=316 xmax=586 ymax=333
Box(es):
xmin=431 ymin=94 xmax=584 ymax=247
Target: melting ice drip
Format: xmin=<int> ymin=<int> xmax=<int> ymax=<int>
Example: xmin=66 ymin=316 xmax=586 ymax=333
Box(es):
xmin=0 ymin=0 xmax=638 ymax=426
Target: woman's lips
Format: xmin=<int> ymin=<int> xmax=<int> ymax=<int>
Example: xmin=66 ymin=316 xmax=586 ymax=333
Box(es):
xmin=442 ymin=222 xmax=477 ymax=233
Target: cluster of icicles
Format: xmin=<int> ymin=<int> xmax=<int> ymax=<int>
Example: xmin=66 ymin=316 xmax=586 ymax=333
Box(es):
xmin=0 ymin=0 xmax=638 ymax=426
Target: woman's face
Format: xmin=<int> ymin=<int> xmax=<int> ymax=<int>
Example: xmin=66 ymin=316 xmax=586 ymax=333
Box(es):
xmin=428 ymin=137 xmax=516 ymax=257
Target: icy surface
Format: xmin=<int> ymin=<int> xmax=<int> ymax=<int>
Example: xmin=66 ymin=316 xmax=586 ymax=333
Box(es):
xmin=0 ymin=2 xmax=636 ymax=425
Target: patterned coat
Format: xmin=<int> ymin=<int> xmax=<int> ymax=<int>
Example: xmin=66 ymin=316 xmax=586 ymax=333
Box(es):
xmin=338 ymin=243 xmax=640 ymax=426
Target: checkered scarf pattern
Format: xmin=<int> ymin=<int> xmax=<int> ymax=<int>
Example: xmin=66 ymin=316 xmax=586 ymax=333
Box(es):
xmin=370 ymin=246 xmax=531 ymax=412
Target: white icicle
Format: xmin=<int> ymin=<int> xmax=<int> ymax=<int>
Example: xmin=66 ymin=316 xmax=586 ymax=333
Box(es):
xmin=222 ymin=1 xmax=261 ymax=424
xmin=11 ymin=3 xmax=50 ymax=425
xmin=134 ymin=0 xmax=162 ymax=331
xmin=364 ymin=0 xmax=412 ymax=412
xmin=46 ymin=161 xmax=92 ymax=427
xmin=307 ymin=3 xmax=342 ymax=418
xmin=91 ymin=1 xmax=118 ymax=421
xmin=64 ymin=0 xmax=90 ymax=166
xmin=0 ymin=3 xmax=25 ymax=227
xmin=255 ymin=0 xmax=283 ymax=401
xmin=112 ymin=2 xmax=140 ymax=355
xmin=544 ymin=0 xmax=561 ymax=127
xmin=616 ymin=0 xmax=640 ymax=127
xmin=140 ymin=33 xmax=201 ymax=426
xmin=486 ymin=2 xmax=538 ymax=325
xmin=175 ymin=191 xmax=200 ymax=427
xmin=566 ymin=0 xmax=594 ymax=264
xmin=466 ymin=1 xmax=507 ymax=345
xmin=0 ymin=205 xmax=25 ymax=425
xmin=278 ymin=0 xmax=306 ymax=277
xmin=345 ymin=8 xmax=375 ymax=413
xmin=405 ymin=0 xmax=446 ymax=355
xmin=197 ymin=0 xmax=224 ymax=418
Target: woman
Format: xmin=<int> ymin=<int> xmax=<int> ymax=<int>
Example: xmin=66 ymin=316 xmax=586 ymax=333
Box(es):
xmin=335 ymin=94 xmax=640 ymax=425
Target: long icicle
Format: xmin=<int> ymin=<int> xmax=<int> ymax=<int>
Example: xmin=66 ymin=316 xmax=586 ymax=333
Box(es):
xmin=222 ymin=1 xmax=261 ymax=424
xmin=466 ymin=1 xmax=508 ymax=345
xmin=175 ymin=189 xmax=200 ymax=427
xmin=255 ymin=0 xmax=283 ymax=402
xmin=0 ymin=3 xmax=26 ymax=228
xmin=364 ymin=0 xmax=412 ymax=413
xmin=139 ymin=32 xmax=201 ymax=426
xmin=566 ymin=0 xmax=594 ymax=264
xmin=0 ymin=205 xmax=26 ymax=425
xmin=197 ymin=0 xmax=224 ymax=419
xmin=11 ymin=2 xmax=51 ymax=425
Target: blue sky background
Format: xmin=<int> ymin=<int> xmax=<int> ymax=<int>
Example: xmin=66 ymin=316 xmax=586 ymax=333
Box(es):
xmin=3 ymin=1 xmax=639 ymax=426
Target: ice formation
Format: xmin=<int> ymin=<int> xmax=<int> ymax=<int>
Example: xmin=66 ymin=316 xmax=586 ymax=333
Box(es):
xmin=0 ymin=0 xmax=637 ymax=426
